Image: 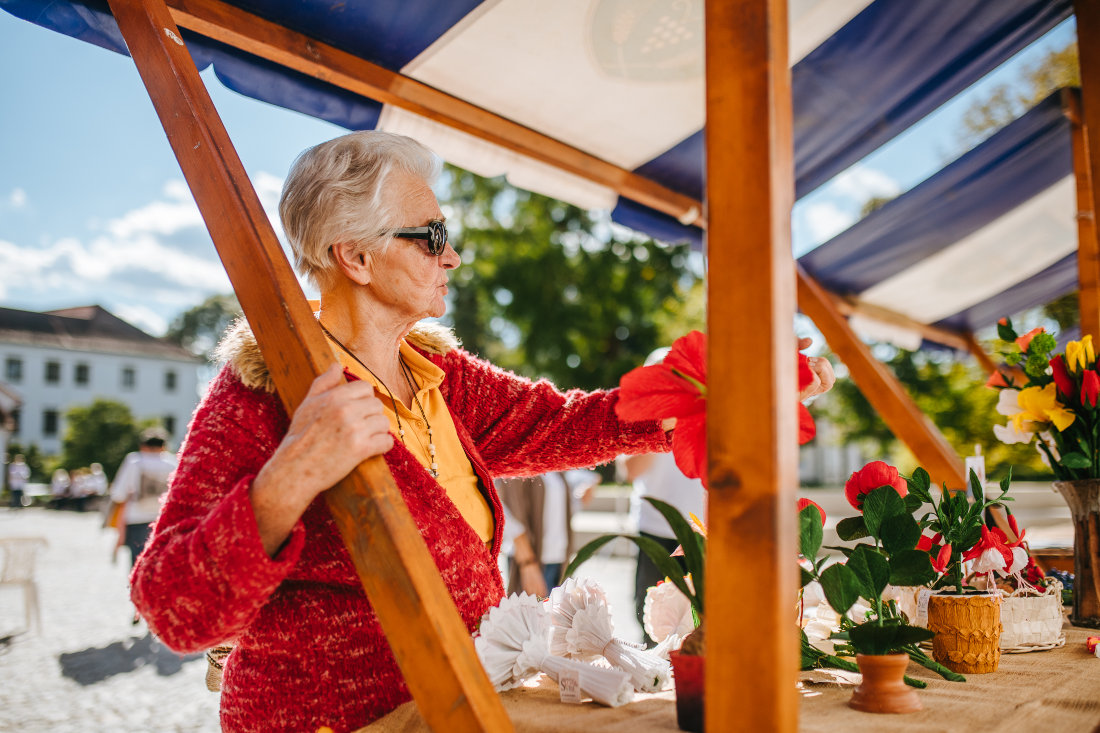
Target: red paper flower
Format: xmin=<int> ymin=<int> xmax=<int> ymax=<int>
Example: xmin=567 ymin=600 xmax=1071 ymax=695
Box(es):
xmin=1083 ymin=371 xmax=1100 ymax=407
xmin=1015 ymin=327 xmax=1045 ymax=351
xmin=617 ymin=331 xmax=707 ymax=485
xmin=797 ymin=497 xmax=826 ymax=525
xmin=1050 ymin=355 xmax=1075 ymax=401
xmin=915 ymin=533 xmax=951 ymax=573
xmin=931 ymin=543 xmax=952 ymax=574
xmin=797 ymin=353 xmax=817 ymax=444
xmin=843 ymin=461 xmax=907 ymax=511
xmin=962 ymin=525 xmax=1021 ymax=569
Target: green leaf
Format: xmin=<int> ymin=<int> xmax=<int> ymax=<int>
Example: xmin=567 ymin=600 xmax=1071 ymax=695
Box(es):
xmin=800 ymin=566 xmax=816 ymax=588
xmin=847 ymin=545 xmax=890 ymax=600
xmin=631 ymin=534 xmax=703 ymax=616
xmin=862 ymin=486 xmax=907 ymax=539
xmin=1061 ymin=452 xmax=1091 ymax=468
xmin=820 ymin=563 xmax=862 ymax=617
xmin=563 ymin=534 xmax=620 ymax=579
xmin=643 ymin=497 xmax=705 ymax=604
xmin=849 ymin=621 xmax=935 ymax=656
xmin=880 ymin=513 xmax=922 ymax=556
xmin=823 ymin=545 xmax=854 ymax=558
xmin=836 ymin=515 xmax=869 ymax=541
xmin=997 ymin=320 xmax=1017 ymax=342
xmin=888 ymin=549 xmax=937 ymax=586
xmin=903 ymin=494 xmax=925 ymax=515
xmin=799 ymin=505 xmax=824 ymax=560
xmin=999 ymin=467 xmax=1013 ymax=495
xmin=907 ymin=468 xmax=932 ymax=502
xmin=968 ymin=469 xmax=984 ymax=504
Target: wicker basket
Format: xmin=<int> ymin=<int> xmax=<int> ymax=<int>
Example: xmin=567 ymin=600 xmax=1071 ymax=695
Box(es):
xmin=927 ymin=593 xmax=1002 ymax=673
xmin=999 ymin=580 xmax=1065 ymax=652
xmin=205 ymin=645 xmax=233 ymax=692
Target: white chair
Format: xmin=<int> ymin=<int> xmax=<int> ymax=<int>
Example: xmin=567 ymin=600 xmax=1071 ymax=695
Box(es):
xmin=0 ymin=537 xmax=47 ymax=634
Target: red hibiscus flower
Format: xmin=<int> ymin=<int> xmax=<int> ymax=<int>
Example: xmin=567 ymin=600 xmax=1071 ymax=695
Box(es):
xmin=617 ymin=331 xmax=707 ymax=485
xmin=844 ymin=461 xmax=907 ymax=511
xmin=797 ymin=497 xmax=826 ymax=525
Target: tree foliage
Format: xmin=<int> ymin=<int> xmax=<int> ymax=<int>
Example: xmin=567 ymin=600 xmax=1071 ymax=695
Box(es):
xmin=165 ymin=293 xmax=242 ymax=360
xmin=60 ymin=399 xmax=140 ymax=480
xmin=817 ymin=348 xmax=1047 ymax=478
xmin=439 ymin=165 xmax=702 ymax=389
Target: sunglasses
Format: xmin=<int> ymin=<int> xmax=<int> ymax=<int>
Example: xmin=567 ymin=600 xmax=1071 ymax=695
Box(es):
xmin=387 ymin=220 xmax=448 ymax=256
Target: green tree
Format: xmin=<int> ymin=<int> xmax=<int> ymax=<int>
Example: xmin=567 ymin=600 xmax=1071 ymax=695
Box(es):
xmin=165 ymin=293 xmax=242 ymax=360
xmin=958 ymin=41 xmax=1079 ymax=149
xmin=817 ymin=348 xmax=1047 ymax=478
xmin=440 ymin=165 xmax=701 ymax=389
xmin=60 ymin=399 xmax=140 ymax=480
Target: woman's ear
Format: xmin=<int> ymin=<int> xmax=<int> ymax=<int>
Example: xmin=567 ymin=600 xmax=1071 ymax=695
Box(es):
xmin=330 ymin=241 xmax=372 ymax=285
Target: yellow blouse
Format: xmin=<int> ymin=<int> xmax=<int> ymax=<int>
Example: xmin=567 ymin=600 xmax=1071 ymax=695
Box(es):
xmin=326 ymin=337 xmax=495 ymax=543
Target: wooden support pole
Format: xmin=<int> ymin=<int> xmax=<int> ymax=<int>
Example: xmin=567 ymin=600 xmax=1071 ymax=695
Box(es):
xmin=797 ymin=267 xmax=967 ymax=490
xmin=830 ymin=294 xmax=973 ymax=352
xmin=164 ymin=0 xmax=702 ymax=226
xmin=1066 ymin=87 xmax=1100 ymax=340
xmin=705 ymin=1 xmax=798 ymax=731
xmin=106 ymin=1 xmax=511 ymax=730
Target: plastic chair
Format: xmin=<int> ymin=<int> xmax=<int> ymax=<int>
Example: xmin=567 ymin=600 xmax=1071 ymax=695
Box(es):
xmin=0 ymin=537 xmax=48 ymax=634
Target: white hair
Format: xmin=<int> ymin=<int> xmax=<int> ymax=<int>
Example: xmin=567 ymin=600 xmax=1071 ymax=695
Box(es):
xmin=278 ymin=130 xmax=442 ymax=290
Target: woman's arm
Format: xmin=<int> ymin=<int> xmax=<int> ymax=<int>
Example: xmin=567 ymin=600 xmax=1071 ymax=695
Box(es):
xmin=439 ymin=350 xmax=670 ymax=477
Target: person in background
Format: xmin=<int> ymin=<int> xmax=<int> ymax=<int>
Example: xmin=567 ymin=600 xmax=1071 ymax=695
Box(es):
xmin=7 ymin=454 xmax=30 ymax=509
xmin=86 ymin=463 xmax=109 ymax=497
xmin=110 ymin=428 xmax=177 ymax=569
xmin=497 ymin=469 xmax=600 ymax=597
xmin=50 ymin=467 xmax=71 ymax=509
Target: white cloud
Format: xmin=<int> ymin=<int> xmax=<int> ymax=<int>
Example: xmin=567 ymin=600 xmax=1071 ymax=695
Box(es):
xmin=105 ymin=180 xmax=203 ymax=238
xmin=9 ymin=188 xmax=27 ymax=208
xmin=830 ymin=165 xmax=901 ymax=201
xmin=803 ymin=201 xmax=855 ymax=244
xmin=112 ymin=303 xmax=168 ymax=336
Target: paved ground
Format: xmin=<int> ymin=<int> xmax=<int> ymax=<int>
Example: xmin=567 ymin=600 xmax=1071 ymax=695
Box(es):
xmin=0 ymin=507 xmax=641 ymax=732
xmin=0 ymin=484 xmax=1071 ymax=731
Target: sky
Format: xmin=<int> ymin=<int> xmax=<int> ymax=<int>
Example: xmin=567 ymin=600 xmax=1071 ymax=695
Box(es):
xmin=0 ymin=8 xmax=1078 ymax=338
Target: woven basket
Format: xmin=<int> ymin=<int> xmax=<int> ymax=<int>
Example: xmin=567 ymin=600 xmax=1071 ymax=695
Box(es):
xmin=205 ymin=645 xmax=233 ymax=692
xmin=999 ymin=580 xmax=1065 ymax=652
xmin=927 ymin=593 xmax=1002 ymax=673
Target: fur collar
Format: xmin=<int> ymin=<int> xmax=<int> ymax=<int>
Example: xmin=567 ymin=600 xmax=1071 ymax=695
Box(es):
xmin=215 ymin=317 xmax=459 ymax=393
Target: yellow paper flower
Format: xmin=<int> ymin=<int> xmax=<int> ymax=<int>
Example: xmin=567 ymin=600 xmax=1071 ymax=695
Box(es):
xmin=1013 ymin=384 xmax=1076 ymax=432
xmin=1065 ymin=335 xmax=1095 ymax=373
xmin=688 ymin=512 xmax=708 ymax=538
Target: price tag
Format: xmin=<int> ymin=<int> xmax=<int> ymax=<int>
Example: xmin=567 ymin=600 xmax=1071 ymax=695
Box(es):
xmin=915 ymin=588 xmax=932 ymax=628
xmin=558 ymin=669 xmax=582 ymax=704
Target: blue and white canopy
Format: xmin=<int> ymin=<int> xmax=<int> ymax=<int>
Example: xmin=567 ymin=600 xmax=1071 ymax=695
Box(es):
xmin=1 ymin=0 xmax=1079 ymax=337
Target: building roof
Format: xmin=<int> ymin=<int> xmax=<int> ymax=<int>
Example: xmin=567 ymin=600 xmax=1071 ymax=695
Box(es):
xmin=0 ymin=305 xmax=201 ymax=363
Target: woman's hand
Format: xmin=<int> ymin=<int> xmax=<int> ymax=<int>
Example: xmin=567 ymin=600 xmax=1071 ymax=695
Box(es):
xmin=797 ymin=337 xmax=836 ymax=401
xmin=251 ymin=363 xmax=394 ymax=556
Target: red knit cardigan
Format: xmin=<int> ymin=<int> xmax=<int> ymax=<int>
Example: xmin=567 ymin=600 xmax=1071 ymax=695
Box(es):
xmin=131 ymin=345 xmax=669 ymax=732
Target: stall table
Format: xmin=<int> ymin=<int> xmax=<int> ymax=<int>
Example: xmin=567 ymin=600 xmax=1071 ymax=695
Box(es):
xmin=360 ymin=627 xmax=1100 ymax=732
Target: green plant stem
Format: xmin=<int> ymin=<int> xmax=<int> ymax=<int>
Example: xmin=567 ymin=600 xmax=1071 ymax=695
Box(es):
xmin=906 ymin=646 xmax=966 ymax=682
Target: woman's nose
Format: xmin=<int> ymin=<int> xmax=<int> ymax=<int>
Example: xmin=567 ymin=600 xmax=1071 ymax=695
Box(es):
xmin=440 ymin=241 xmax=461 ymax=270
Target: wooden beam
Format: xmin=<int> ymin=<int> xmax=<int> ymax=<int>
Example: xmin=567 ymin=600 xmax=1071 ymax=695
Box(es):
xmin=1066 ymin=87 xmax=1100 ymax=341
xmin=797 ymin=267 xmax=967 ymax=490
xmin=705 ymin=1 xmax=798 ymax=731
xmin=829 ymin=295 xmax=972 ymax=351
xmin=163 ymin=0 xmax=703 ymax=227
xmin=106 ymin=1 xmax=511 ymax=730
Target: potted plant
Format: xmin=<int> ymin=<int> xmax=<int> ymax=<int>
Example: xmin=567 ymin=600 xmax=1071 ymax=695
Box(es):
xmin=800 ymin=464 xmax=941 ymax=713
xmin=988 ymin=318 xmax=1100 ymax=627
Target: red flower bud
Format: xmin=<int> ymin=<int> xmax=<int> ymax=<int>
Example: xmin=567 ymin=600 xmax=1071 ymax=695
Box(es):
xmin=797 ymin=497 xmax=826 ymax=525
xmin=1083 ymin=370 xmax=1100 ymax=408
xmin=1050 ymin=355 xmax=1075 ymax=401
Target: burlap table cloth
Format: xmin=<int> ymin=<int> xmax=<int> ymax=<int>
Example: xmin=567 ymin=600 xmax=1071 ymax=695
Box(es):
xmin=358 ymin=627 xmax=1100 ymax=732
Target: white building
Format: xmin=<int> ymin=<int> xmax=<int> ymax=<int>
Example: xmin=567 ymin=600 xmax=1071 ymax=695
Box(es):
xmin=0 ymin=305 xmax=202 ymax=455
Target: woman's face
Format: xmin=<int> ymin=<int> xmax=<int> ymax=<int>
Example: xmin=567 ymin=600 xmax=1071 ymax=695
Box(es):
xmin=367 ymin=171 xmax=460 ymax=321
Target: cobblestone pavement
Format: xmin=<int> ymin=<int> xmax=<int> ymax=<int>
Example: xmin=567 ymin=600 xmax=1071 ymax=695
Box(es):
xmin=0 ymin=507 xmax=642 ymax=732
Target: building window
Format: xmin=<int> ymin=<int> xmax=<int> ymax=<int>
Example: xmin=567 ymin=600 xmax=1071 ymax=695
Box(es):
xmin=164 ymin=416 xmax=176 ymax=436
xmin=164 ymin=370 xmax=177 ymax=392
xmin=43 ymin=410 xmax=59 ymax=437
xmin=75 ymin=363 xmax=90 ymax=386
xmin=5 ymin=357 xmax=22 ymax=383
xmin=121 ymin=367 xmax=136 ymax=390
xmin=10 ymin=409 xmax=20 ymax=435
xmin=45 ymin=361 xmax=61 ymax=384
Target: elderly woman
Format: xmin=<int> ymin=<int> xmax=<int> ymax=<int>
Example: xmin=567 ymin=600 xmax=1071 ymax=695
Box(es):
xmin=131 ymin=131 xmax=679 ymax=732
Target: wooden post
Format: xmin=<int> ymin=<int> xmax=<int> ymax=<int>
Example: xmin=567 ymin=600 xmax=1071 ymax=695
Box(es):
xmin=705 ymin=1 xmax=798 ymax=731
xmin=105 ymin=1 xmax=511 ymax=730
xmin=1076 ymin=0 xmax=1100 ymax=337
xmin=1065 ymin=87 xmax=1100 ymax=340
xmin=797 ymin=267 xmax=967 ymax=490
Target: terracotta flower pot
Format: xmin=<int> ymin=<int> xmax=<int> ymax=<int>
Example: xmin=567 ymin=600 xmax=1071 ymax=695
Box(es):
xmin=1052 ymin=479 xmax=1100 ymax=628
xmin=848 ymin=653 xmax=922 ymax=714
xmin=669 ymin=650 xmax=704 ymax=732
xmin=927 ymin=593 xmax=1002 ymax=673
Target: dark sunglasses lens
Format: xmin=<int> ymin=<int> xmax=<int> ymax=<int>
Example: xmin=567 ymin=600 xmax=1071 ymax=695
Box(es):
xmin=428 ymin=221 xmax=447 ymax=255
